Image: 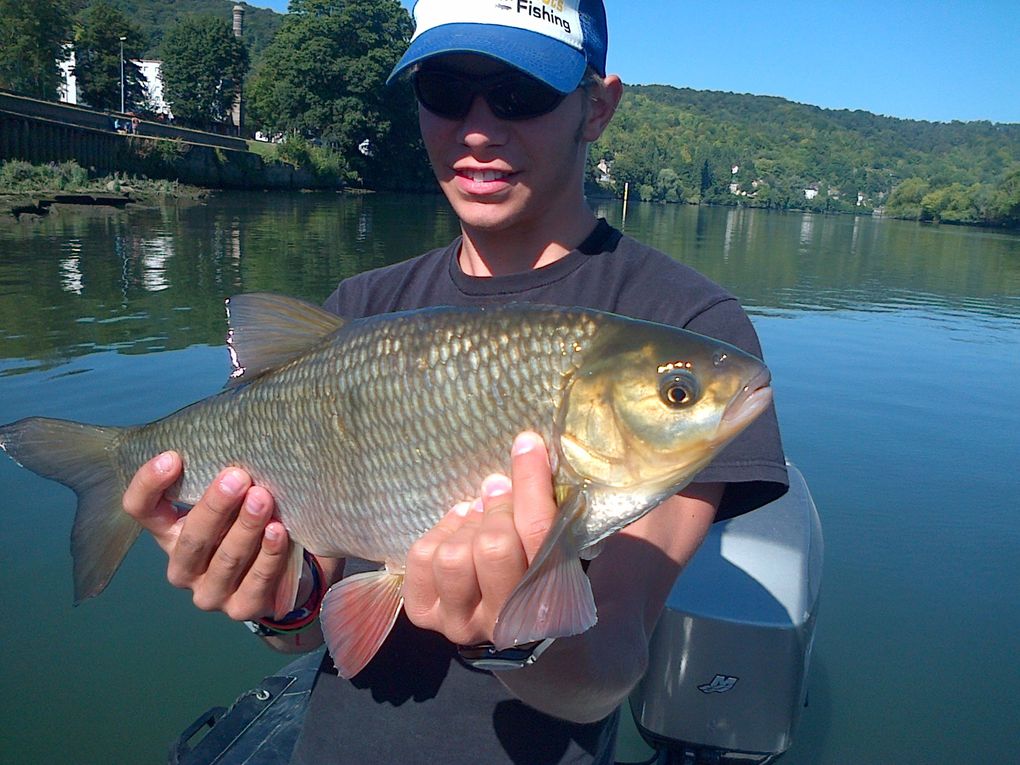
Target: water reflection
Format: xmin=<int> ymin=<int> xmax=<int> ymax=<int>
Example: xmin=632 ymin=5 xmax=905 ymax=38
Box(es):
xmin=0 ymin=193 xmax=466 ymax=362
xmin=2 ymin=197 xmax=1017 ymax=371
xmin=60 ymin=240 xmax=84 ymax=294
xmin=1 ymin=196 xmax=1018 ymax=764
xmin=597 ymin=202 xmax=1020 ymax=321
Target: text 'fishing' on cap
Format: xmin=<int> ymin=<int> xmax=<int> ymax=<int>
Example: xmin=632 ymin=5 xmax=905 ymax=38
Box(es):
xmin=388 ymin=0 xmax=608 ymax=94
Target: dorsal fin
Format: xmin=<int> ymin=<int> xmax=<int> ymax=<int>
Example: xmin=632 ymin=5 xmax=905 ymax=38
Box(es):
xmin=225 ymin=293 xmax=346 ymax=386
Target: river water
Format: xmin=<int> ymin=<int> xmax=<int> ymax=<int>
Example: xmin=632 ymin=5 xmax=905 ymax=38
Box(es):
xmin=0 ymin=194 xmax=1017 ymax=764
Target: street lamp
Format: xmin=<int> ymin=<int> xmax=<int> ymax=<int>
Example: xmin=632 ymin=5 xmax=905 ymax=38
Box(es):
xmin=119 ymin=36 xmax=126 ymax=113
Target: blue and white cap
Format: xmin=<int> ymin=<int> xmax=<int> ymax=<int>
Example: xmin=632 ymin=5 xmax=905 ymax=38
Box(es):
xmin=388 ymin=0 xmax=608 ymax=94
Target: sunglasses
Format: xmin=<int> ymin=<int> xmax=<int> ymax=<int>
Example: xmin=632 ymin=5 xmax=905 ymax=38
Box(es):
xmin=411 ymin=68 xmax=568 ymax=121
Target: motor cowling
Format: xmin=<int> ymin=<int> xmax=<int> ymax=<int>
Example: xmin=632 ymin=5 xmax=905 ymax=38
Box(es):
xmin=622 ymin=464 xmax=823 ymax=763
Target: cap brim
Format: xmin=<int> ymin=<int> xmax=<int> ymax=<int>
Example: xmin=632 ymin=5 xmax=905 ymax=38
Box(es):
xmin=387 ymin=23 xmax=586 ymax=94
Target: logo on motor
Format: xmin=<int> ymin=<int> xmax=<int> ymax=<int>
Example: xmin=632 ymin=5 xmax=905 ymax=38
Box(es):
xmin=698 ymin=674 xmax=739 ymax=694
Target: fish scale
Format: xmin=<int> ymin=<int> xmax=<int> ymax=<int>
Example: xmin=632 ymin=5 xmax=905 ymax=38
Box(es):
xmin=113 ymin=307 xmax=593 ymax=564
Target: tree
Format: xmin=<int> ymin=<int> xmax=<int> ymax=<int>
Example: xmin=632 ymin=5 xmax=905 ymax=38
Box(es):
xmin=699 ymin=159 xmax=715 ymax=198
xmin=247 ymin=0 xmax=429 ymax=188
xmin=991 ymin=166 xmax=1020 ymax=227
xmin=159 ymin=15 xmax=248 ymax=131
xmin=885 ymin=177 xmax=929 ymax=220
xmin=73 ymin=1 xmax=146 ymax=112
xmin=0 ymin=0 xmax=73 ymax=99
xmin=656 ymin=168 xmax=683 ymax=203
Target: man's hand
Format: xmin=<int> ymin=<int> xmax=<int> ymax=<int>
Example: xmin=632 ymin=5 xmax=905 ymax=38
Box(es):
xmin=402 ymin=431 xmax=557 ymax=646
xmin=122 ymin=451 xmax=295 ymax=621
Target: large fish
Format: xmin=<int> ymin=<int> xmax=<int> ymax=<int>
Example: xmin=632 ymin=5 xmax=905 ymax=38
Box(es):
xmin=0 ymin=295 xmax=772 ymax=677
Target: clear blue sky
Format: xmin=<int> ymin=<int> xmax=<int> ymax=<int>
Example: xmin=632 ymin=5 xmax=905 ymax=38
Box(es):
xmin=246 ymin=1 xmax=1020 ymax=124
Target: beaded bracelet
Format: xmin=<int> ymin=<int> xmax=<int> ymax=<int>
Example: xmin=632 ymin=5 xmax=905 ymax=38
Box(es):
xmin=245 ymin=550 xmax=326 ymax=637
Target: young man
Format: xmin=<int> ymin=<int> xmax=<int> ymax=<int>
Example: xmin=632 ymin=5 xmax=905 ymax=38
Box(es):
xmin=124 ymin=2 xmax=787 ymax=762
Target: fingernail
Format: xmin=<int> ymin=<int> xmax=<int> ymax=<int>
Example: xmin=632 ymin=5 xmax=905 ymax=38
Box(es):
xmin=512 ymin=432 xmax=542 ymax=456
xmin=471 ymin=498 xmax=484 ymax=514
xmin=219 ymin=469 xmax=246 ymax=496
xmin=452 ymin=501 xmax=471 ymax=517
xmin=482 ymin=474 xmax=512 ymax=498
xmin=154 ymin=451 xmax=175 ymax=474
xmin=264 ymin=523 xmax=281 ymax=542
xmin=244 ymin=492 xmax=267 ymax=516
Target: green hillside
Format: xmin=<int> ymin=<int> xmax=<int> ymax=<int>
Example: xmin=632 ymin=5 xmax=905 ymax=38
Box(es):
xmin=592 ymin=84 xmax=1020 ymax=225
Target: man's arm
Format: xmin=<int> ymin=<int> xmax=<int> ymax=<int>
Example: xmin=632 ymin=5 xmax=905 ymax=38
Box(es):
xmin=497 ymin=488 xmax=719 ymax=722
xmin=403 ymin=432 xmax=720 ymax=723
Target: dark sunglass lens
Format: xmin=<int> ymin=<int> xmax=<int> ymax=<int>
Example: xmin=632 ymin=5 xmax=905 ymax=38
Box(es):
xmin=413 ymin=71 xmax=472 ymax=120
xmin=489 ymin=76 xmax=564 ymax=120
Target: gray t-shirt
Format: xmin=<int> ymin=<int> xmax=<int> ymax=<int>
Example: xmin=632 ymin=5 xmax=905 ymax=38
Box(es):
xmin=291 ymin=219 xmax=787 ymax=764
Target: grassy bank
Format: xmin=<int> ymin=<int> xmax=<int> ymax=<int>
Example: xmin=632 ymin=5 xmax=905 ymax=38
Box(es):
xmin=0 ymin=160 xmax=207 ymax=217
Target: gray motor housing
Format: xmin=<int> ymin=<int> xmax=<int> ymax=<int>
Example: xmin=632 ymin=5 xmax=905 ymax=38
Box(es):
xmin=628 ymin=463 xmax=823 ymax=760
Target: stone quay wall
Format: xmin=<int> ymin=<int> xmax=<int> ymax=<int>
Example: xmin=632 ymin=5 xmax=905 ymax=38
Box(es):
xmin=0 ymin=91 xmax=323 ymax=190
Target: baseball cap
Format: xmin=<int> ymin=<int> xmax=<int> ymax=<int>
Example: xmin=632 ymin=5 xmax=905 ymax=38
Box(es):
xmin=388 ymin=0 xmax=608 ymax=94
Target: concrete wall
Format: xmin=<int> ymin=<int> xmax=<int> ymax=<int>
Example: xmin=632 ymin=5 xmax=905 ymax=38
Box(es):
xmin=0 ymin=90 xmax=325 ymax=190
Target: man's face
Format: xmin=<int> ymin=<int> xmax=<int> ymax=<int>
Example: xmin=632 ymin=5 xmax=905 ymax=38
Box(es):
xmin=416 ymin=54 xmax=591 ymax=238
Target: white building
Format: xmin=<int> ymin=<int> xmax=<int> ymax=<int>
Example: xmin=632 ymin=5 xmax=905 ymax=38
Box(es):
xmin=57 ymin=45 xmax=78 ymax=104
xmin=134 ymin=59 xmax=171 ymax=116
xmin=58 ymin=45 xmax=171 ymax=116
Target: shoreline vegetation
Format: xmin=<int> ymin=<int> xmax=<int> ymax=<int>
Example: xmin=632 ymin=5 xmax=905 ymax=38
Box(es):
xmin=2 ymin=158 xmax=1017 ymax=232
xmin=0 ymin=160 xmax=208 ymax=219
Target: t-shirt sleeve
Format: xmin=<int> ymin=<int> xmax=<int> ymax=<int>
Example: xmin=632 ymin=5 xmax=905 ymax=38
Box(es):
xmin=683 ymin=298 xmax=789 ymax=521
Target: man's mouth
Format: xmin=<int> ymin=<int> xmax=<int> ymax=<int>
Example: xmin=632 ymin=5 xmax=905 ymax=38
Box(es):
xmin=460 ymin=169 xmax=510 ymax=183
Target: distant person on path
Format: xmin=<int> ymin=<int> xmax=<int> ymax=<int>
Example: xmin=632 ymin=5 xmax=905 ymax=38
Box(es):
xmin=122 ymin=2 xmax=787 ymax=762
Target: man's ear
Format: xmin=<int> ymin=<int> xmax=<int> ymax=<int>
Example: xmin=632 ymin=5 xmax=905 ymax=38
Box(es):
xmin=582 ymin=74 xmax=624 ymax=143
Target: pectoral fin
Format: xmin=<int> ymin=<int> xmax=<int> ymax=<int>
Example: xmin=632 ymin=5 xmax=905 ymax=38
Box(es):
xmin=492 ymin=489 xmax=596 ymax=650
xmin=320 ymin=568 xmax=405 ymax=679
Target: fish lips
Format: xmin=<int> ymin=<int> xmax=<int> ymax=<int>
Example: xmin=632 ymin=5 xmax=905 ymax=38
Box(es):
xmin=719 ymin=367 xmax=773 ymax=438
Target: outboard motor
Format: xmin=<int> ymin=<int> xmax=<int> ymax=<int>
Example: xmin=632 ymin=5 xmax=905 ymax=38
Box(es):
xmin=619 ymin=464 xmax=823 ymax=764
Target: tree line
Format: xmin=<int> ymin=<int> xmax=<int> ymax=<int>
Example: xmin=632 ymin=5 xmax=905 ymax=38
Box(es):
xmin=1 ymin=0 xmax=1017 ymax=225
xmin=589 ymin=86 xmax=1020 ymax=228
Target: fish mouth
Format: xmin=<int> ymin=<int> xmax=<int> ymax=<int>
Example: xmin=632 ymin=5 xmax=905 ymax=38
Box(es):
xmin=720 ymin=367 xmax=773 ymax=435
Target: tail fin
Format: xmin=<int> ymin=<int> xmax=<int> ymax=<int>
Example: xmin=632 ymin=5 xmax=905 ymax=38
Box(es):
xmin=0 ymin=417 xmax=140 ymax=604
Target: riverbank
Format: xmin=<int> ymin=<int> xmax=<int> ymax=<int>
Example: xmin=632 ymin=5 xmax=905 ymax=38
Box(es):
xmin=0 ymin=160 xmax=208 ymax=219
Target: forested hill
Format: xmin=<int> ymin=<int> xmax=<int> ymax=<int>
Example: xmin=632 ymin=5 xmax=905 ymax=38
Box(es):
xmin=105 ymin=0 xmax=283 ymax=63
xmin=594 ymin=84 xmax=1020 ymax=225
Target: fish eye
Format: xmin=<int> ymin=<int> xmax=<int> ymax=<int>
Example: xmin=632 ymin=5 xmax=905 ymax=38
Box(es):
xmin=659 ymin=371 xmax=700 ymax=408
